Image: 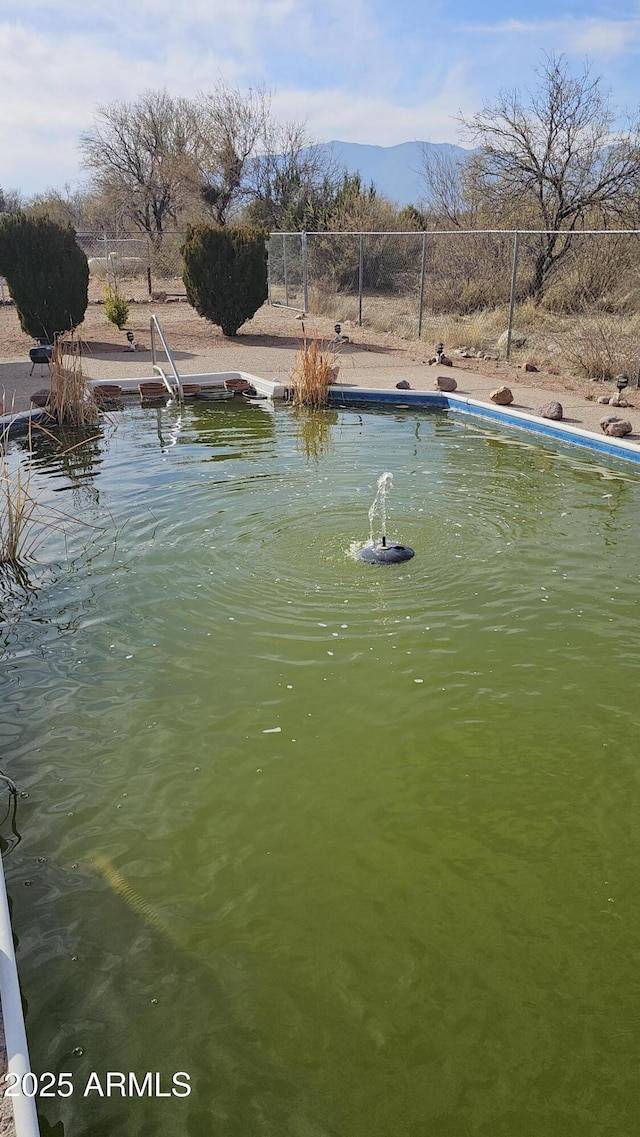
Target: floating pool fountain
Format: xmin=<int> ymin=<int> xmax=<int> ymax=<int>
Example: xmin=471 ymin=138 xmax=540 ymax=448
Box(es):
xmin=356 ymin=471 xmax=415 ymax=564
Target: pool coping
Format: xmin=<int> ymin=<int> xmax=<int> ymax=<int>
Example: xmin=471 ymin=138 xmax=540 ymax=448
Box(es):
xmin=326 ymin=385 xmax=640 ymax=464
xmin=3 ymin=374 xmax=640 ymax=467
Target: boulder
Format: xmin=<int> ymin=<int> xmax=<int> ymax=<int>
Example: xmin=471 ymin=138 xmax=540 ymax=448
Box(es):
xmin=609 ymin=391 xmax=632 ymax=408
xmin=537 ymin=400 xmax=563 ymax=421
xmin=524 ymin=362 xmax=538 ymax=372
xmin=601 ymin=416 xmax=632 ymax=437
xmin=498 ymin=329 xmax=527 ymax=350
xmin=396 ymin=380 xmax=411 ymax=390
xmin=434 ymin=374 xmax=457 ymax=392
xmin=490 ymin=386 xmax=514 ymax=405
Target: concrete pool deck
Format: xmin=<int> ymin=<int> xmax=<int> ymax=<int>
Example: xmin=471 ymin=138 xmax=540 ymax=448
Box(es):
xmin=3 ymin=338 xmax=639 ymax=445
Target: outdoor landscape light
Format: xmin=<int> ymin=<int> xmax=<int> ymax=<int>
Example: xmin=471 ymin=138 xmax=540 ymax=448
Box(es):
xmin=126 ymin=330 xmax=135 ymax=351
xmin=616 ymin=373 xmax=629 ymax=394
xmin=435 ymin=342 xmax=444 ymax=355
xmin=334 ymin=324 xmax=342 ymax=336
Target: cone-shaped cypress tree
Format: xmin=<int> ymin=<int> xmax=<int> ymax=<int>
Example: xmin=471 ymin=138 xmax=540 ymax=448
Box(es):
xmin=0 ymin=214 xmax=89 ymax=343
xmin=182 ymin=225 xmax=268 ymax=337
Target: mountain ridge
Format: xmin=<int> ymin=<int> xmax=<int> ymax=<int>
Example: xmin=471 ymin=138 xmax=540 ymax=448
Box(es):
xmin=319 ymin=140 xmax=472 ymax=207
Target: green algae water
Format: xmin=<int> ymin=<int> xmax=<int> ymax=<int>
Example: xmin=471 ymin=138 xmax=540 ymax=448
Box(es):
xmin=2 ymin=402 xmax=640 ymax=1137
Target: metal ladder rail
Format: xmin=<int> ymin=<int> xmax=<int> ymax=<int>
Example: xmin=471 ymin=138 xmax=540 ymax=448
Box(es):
xmin=150 ymin=315 xmax=184 ymax=403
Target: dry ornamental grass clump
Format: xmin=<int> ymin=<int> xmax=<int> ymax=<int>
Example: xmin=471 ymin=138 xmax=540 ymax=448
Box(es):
xmin=290 ymin=326 xmax=339 ymax=408
xmin=0 ymin=418 xmax=39 ymax=566
xmin=50 ymin=336 xmax=99 ymax=426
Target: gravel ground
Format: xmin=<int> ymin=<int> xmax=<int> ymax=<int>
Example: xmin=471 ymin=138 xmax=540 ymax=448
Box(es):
xmin=1 ymin=299 xmax=639 ymax=443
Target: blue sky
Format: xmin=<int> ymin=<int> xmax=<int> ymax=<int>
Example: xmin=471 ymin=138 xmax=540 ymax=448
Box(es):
xmin=3 ymin=0 xmax=640 ymax=194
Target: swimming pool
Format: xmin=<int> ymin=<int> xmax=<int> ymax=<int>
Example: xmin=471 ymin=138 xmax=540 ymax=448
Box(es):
xmin=3 ymin=400 xmax=640 ymax=1136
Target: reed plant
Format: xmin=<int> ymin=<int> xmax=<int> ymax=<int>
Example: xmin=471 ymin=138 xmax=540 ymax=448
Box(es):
xmin=290 ymin=325 xmax=339 ymax=409
xmin=49 ymin=335 xmax=99 ymax=426
xmin=1 ymin=405 xmax=108 ymax=569
xmin=0 ymin=417 xmax=39 ymax=565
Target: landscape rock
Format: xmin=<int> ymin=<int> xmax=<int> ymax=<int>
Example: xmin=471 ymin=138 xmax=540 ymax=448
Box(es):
xmin=600 ymin=416 xmax=633 ymax=437
xmin=498 ymin=329 xmax=527 ymax=350
xmin=609 ymin=392 xmax=632 ymax=408
xmin=395 ymin=380 xmax=411 ymax=390
xmin=537 ymin=400 xmax=563 ymax=420
xmin=490 ymin=385 xmax=514 ymax=405
xmin=434 ymin=374 xmax=457 ymax=392
xmin=483 ymin=351 xmax=499 ymax=361
xmin=524 ymin=362 xmax=538 ymax=372
xmin=597 ymin=395 xmax=611 ymax=404
xmin=428 ymin=354 xmax=453 ymax=366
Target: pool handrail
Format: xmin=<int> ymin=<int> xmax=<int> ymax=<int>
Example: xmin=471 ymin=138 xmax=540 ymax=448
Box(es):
xmin=150 ymin=316 xmax=184 ymax=403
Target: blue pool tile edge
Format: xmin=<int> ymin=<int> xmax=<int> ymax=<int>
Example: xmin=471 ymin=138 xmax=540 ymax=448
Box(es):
xmin=328 ymin=386 xmax=640 ymax=464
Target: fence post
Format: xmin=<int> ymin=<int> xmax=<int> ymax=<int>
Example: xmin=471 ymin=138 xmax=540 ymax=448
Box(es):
xmin=267 ymin=236 xmax=272 ymax=304
xmin=283 ymin=236 xmax=289 ymax=307
xmin=358 ymin=234 xmax=364 ymax=326
xmin=146 ymin=237 xmax=153 ymax=298
xmin=302 ymin=232 xmax=309 ymax=314
xmin=506 ymin=231 xmax=520 ymax=361
xmin=417 ymin=232 xmax=427 ymax=339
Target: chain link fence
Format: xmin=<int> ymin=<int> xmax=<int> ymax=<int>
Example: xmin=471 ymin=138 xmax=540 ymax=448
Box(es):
xmin=24 ymin=226 xmax=640 ymax=381
xmin=268 ymin=230 xmax=640 ymax=380
xmin=75 ymin=232 xmax=187 ymax=302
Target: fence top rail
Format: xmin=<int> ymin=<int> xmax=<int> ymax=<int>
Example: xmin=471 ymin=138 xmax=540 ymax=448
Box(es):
xmin=271 ymin=228 xmax=640 ymax=238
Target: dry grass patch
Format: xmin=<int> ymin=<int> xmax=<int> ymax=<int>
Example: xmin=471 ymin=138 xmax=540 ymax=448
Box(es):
xmin=290 ymin=326 xmax=339 ymax=408
xmin=50 ymin=336 xmax=100 ymax=426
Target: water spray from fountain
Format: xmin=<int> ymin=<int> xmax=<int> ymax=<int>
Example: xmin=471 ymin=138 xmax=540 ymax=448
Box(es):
xmin=368 ymin=471 xmax=393 ymax=547
xmin=357 ymin=472 xmax=415 ymax=564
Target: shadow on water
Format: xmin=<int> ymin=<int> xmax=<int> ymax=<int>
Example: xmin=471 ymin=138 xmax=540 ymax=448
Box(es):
xmin=26 ymin=852 xmax=340 ymax=1137
xmin=25 ymin=423 xmax=107 ymax=503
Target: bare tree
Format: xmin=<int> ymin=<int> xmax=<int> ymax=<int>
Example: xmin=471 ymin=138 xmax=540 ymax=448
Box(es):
xmin=419 ymin=146 xmax=478 ymax=229
xmin=194 ymin=84 xmax=268 ymax=225
xmin=0 ymin=187 xmax=23 ymax=215
xmin=425 ymin=55 xmax=640 ymax=297
xmin=243 ymin=119 xmax=344 ymax=230
xmin=26 ymin=184 xmax=90 ymax=229
xmin=79 ymin=90 xmax=199 ymax=239
xmin=79 ymin=83 xmax=340 ymax=235
xmin=194 ymin=87 xmax=343 ymax=230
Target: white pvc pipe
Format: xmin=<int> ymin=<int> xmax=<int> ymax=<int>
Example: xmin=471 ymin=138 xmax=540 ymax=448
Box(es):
xmin=0 ymin=856 xmax=40 ymax=1136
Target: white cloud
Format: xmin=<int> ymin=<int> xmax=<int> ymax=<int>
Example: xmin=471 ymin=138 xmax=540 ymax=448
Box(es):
xmin=0 ymin=20 xmax=246 ymax=190
xmin=461 ymin=16 xmax=640 ymax=60
xmin=4 ymin=0 xmax=640 ymax=195
xmin=271 ymin=71 xmax=473 ymax=147
xmin=0 ymin=0 xmax=472 ymax=192
xmin=568 ymin=18 xmax=640 ymax=58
